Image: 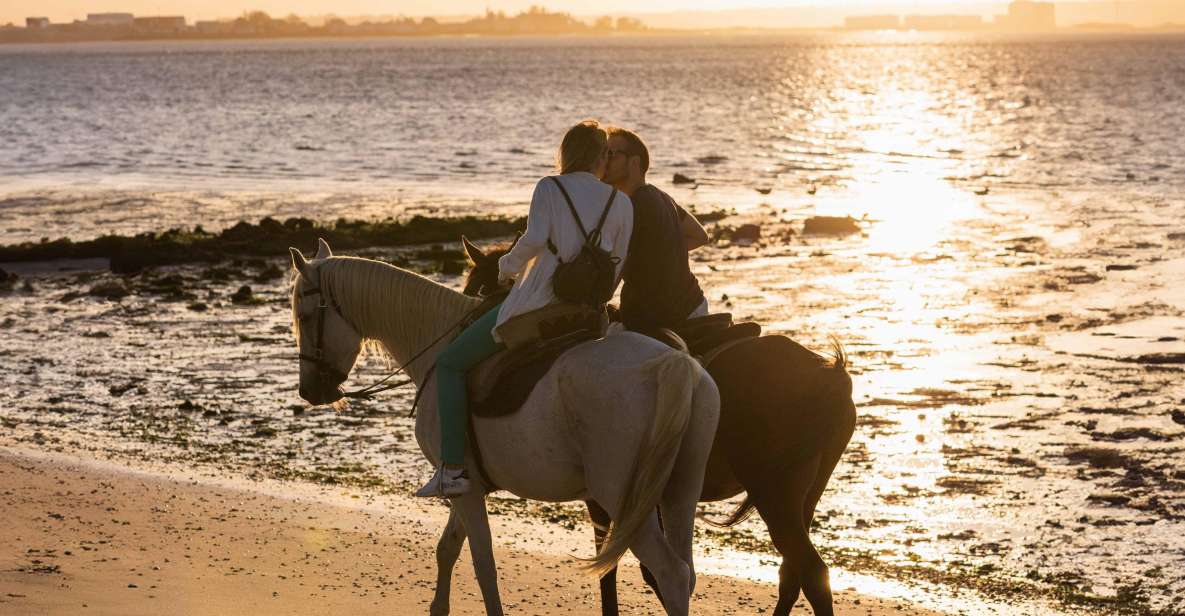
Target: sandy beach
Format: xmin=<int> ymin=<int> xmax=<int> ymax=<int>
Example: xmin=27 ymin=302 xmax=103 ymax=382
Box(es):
xmin=0 ymin=446 xmax=949 ymax=616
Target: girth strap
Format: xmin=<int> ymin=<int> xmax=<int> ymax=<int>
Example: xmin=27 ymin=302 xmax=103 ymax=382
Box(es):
xmin=467 ymin=411 xmax=499 ymax=492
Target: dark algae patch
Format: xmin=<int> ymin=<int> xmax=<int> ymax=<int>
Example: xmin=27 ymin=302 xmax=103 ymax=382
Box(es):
xmin=0 ymin=215 xmax=526 ymax=273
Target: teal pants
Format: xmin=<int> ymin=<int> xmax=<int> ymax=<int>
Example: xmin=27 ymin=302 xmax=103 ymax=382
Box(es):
xmin=437 ymin=304 xmax=505 ymax=466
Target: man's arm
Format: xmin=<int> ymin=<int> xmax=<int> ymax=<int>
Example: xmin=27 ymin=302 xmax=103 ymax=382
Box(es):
xmin=676 ymin=205 xmax=710 ymax=251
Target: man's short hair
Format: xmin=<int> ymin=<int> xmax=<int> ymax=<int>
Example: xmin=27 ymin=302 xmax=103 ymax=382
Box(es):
xmin=606 ymin=126 xmax=650 ymax=175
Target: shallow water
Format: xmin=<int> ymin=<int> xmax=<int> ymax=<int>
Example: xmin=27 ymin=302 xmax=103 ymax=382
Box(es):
xmin=3 ymin=32 xmax=1185 ymax=240
xmin=2 ymin=32 xmax=1185 ymax=615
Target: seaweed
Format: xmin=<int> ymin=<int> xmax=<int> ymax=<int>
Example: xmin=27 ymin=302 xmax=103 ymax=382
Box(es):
xmin=0 ymin=215 xmax=527 ymax=273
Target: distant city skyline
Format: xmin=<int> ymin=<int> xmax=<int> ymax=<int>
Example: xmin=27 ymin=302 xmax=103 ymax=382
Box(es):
xmin=4 ymin=1 xmax=1183 ymax=29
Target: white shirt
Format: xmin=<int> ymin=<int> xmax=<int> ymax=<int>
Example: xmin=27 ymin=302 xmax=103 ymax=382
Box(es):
xmin=493 ymin=172 xmax=633 ymax=342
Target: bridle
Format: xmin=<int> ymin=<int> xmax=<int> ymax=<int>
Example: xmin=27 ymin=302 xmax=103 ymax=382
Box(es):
xmin=296 ymin=272 xmax=356 ymax=387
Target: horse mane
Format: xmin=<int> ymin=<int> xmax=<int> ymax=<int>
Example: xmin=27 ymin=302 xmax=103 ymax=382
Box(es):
xmin=293 ymin=256 xmax=479 ymax=365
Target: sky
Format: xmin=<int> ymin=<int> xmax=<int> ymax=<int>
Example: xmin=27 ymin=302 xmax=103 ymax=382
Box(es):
xmin=3 ymin=1 xmax=1182 ymax=28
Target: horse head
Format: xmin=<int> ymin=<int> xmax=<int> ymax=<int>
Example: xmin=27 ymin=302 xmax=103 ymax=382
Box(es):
xmin=461 ymin=234 xmax=517 ymax=297
xmin=288 ymin=238 xmax=363 ymax=406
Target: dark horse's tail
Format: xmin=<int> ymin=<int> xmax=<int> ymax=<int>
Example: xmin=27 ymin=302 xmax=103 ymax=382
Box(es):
xmin=708 ymin=336 xmax=854 ymax=528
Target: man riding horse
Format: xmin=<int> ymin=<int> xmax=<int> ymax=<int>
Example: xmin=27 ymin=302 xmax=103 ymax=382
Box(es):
xmin=461 ymin=126 xmax=856 ymax=616
xmin=601 ymin=126 xmax=712 ymax=333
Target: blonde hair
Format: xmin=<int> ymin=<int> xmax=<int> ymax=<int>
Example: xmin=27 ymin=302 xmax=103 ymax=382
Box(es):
xmin=556 ymin=119 xmax=608 ymax=174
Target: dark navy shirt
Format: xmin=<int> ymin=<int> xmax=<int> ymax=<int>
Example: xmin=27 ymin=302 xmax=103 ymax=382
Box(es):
xmin=621 ymin=184 xmax=705 ymax=332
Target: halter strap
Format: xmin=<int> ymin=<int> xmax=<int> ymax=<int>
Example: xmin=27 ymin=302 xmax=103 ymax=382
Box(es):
xmin=297 ymin=272 xmax=357 ymax=386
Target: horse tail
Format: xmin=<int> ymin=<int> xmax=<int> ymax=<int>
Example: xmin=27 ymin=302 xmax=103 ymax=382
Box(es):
xmin=587 ymin=348 xmax=703 ymax=577
xmin=828 ymin=336 xmax=848 ymax=375
xmin=823 ymin=336 xmax=855 ymax=441
xmin=702 ymin=494 xmax=758 ymax=528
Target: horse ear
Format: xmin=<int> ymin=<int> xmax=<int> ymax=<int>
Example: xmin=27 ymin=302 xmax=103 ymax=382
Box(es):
xmin=315 ymin=237 xmax=332 ymax=260
xmin=289 ymin=247 xmax=314 ymax=282
xmin=461 ymin=235 xmax=484 ymax=263
xmin=508 ymin=231 xmax=523 ymax=251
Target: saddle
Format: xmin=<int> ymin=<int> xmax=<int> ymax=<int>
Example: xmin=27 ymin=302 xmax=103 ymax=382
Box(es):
xmin=662 ymin=313 xmax=763 ymax=363
xmin=466 ymin=309 xmax=600 ymax=418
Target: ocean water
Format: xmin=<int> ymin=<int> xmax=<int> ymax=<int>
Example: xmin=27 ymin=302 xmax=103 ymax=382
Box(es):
xmin=2 ymin=33 xmax=1185 ymax=614
xmin=1 ymin=33 xmax=1184 ymax=239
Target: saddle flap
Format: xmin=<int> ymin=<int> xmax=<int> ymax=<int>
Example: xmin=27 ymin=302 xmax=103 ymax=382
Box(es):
xmin=468 ymin=329 xmax=598 ymax=418
xmin=468 ymin=348 xmax=513 ymax=403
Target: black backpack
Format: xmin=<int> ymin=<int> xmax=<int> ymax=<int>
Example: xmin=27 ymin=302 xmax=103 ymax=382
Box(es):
xmin=547 ymin=177 xmax=620 ymax=306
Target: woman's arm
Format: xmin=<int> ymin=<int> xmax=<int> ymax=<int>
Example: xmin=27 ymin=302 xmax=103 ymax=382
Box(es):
xmin=677 ymin=205 xmax=710 ymax=251
xmin=498 ymin=180 xmax=552 ymax=281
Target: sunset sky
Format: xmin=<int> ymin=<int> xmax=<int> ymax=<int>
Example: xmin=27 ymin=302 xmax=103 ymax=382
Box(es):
xmin=3 ymin=1 xmax=1182 ymax=28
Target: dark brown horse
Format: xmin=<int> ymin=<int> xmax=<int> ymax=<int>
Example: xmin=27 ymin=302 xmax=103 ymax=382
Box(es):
xmin=461 ymin=237 xmax=856 ymax=616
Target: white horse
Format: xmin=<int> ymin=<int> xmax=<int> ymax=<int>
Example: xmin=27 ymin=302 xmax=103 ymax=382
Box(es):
xmin=287 ymin=239 xmax=720 ymax=616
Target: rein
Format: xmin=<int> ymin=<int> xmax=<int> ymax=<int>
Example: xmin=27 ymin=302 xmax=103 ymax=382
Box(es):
xmin=298 ymin=272 xmax=491 ymax=412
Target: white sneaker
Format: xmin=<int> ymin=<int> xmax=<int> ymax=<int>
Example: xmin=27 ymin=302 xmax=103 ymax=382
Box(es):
xmin=415 ymin=466 xmax=471 ymax=498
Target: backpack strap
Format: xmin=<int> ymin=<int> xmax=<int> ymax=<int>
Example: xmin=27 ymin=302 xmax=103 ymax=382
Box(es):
xmin=547 ymin=177 xmax=588 ymax=256
xmin=588 ymin=188 xmax=618 ymax=246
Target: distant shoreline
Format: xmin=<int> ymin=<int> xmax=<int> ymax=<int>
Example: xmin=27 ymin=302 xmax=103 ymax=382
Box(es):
xmin=3 ymin=26 xmax=1185 ymax=47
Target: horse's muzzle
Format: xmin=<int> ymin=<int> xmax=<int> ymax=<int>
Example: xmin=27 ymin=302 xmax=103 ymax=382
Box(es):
xmin=299 ymin=382 xmax=345 ymax=406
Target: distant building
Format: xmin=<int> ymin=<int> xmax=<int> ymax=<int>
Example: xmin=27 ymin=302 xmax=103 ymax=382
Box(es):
xmin=903 ymin=14 xmax=984 ymax=31
xmin=133 ymin=16 xmax=187 ymax=34
xmin=996 ymin=0 xmax=1056 ymax=31
xmin=26 ymin=17 xmax=50 ymax=29
xmin=194 ymin=20 xmax=232 ymax=35
xmin=844 ymin=15 xmax=900 ymax=30
xmin=86 ymin=13 xmax=134 ymax=27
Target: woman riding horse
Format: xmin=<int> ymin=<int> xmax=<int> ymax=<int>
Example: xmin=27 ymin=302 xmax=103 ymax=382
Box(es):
xmin=417 ymin=119 xmax=634 ymax=498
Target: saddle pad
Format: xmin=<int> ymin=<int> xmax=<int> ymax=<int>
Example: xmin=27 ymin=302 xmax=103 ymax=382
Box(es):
xmin=496 ymin=302 xmax=602 ymax=349
xmin=468 ymin=329 xmax=598 ymax=417
xmin=688 ymin=321 xmax=762 ymax=356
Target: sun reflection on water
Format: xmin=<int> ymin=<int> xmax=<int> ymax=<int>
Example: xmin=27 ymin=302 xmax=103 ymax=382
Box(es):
xmin=813 ymin=70 xmax=986 ymax=255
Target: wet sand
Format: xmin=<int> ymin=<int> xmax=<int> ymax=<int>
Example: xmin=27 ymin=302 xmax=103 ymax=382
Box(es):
xmin=0 ymin=446 xmax=944 ymax=616
xmin=2 ymin=191 xmax=1183 ymax=614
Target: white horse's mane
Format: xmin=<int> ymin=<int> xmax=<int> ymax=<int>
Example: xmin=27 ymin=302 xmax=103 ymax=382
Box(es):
xmin=291 ymin=255 xmax=479 ymax=366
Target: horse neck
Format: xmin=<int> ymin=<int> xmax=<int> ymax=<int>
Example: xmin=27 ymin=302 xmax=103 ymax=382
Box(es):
xmin=324 ymin=257 xmax=482 ymax=386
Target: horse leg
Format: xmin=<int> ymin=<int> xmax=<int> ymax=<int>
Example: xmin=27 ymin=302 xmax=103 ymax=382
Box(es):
xmin=430 ymin=506 xmax=468 ymax=616
xmin=787 ymin=400 xmax=854 ymax=615
xmin=586 ymin=500 xmax=620 ymax=616
xmin=803 ymin=399 xmax=856 ymax=527
xmin=633 ymin=387 xmax=716 ymax=615
xmin=639 ymin=507 xmax=664 ymax=604
xmin=452 ymin=492 xmax=504 ymax=616
xmin=627 ymin=513 xmax=691 ymax=616
xmin=589 ymin=500 xmax=669 ymax=612
xmin=757 ymin=454 xmax=833 ymax=616
xmin=654 ymin=376 xmax=715 ymax=599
